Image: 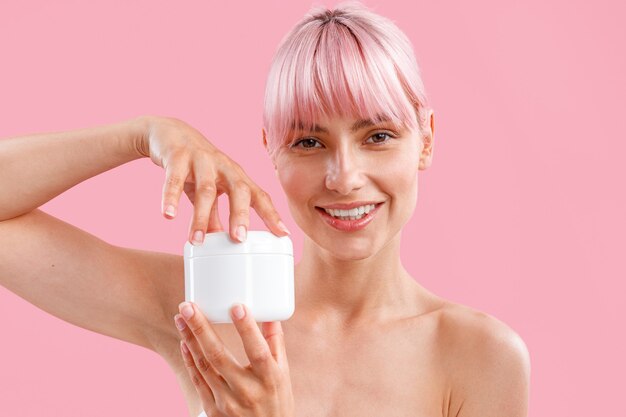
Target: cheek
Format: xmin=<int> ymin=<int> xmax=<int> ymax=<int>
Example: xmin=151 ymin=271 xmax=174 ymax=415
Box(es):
xmin=276 ymin=161 xmax=315 ymax=205
xmin=373 ymin=150 xmax=419 ymax=215
xmin=276 ymin=161 xmax=325 ymax=233
xmin=373 ymin=149 xmax=419 ymax=188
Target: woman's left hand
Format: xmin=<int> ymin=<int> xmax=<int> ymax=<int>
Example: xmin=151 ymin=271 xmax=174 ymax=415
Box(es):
xmin=174 ymin=302 xmax=295 ymax=417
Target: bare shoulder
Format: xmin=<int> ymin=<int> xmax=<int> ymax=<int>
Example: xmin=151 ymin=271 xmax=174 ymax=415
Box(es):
xmin=436 ymin=302 xmax=531 ymax=416
xmin=436 ymin=302 xmax=530 ymax=360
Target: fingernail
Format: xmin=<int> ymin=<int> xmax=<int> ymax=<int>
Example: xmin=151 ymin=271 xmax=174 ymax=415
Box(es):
xmin=165 ymin=205 xmax=176 ymax=217
xmin=174 ymin=314 xmax=186 ymax=330
xmin=278 ymin=221 xmax=290 ymax=235
xmin=179 ymin=302 xmax=194 ymax=320
xmin=192 ymin=230 xmax=204 ymax=245
xmin=231 ymin=303 xmax=245 ymax=320
xmin=180 ymin=340 xmax=190 ymax=354
xmin=236 ymin=225 xmax=247 ymax=242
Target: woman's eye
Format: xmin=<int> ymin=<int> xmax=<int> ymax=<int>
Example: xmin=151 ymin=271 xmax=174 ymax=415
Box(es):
xmin=366 ymin=132 xmax=393 ymax=144
xmin=291 ymin=132 xmax=394 ymax=150
xmin=291 ymin=138 xmax=322 ymax=149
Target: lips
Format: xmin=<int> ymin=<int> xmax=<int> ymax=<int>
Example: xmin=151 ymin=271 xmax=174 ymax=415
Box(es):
xmin=315 ymin=202 xmax=383 ymax=232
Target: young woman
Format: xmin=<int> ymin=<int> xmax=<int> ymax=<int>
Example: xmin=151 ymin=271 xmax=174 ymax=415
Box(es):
xmin=0 ymin=2 xmax=530 ymax=416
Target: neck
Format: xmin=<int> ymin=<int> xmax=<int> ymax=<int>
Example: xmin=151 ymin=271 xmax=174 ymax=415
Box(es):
xmin=292 ymin=230 xmax=426 ymax=331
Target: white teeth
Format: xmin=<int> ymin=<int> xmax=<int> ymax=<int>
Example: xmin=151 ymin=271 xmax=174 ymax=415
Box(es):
xmin=322 ymin=204 xmax=376 ymax=220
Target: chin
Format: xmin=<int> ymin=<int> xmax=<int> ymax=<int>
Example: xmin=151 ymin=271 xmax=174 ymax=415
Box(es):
xmin=314 ymin=232 xmax=382 ymax=261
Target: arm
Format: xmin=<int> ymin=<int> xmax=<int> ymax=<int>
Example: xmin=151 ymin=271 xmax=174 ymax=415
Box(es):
xmin=0 ymin=209 xmax=183 ymax=351
xmin=0 ymin=116 xmax=178 ymax=350
xmin=0 ymin=117 xmax=146 ymax=221
xmin=0 ymin=114 xmax=288 ymax=242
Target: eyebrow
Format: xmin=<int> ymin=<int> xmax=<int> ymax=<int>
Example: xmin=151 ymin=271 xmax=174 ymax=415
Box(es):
xmin=291 ymin=117 xmax=392 ymax=134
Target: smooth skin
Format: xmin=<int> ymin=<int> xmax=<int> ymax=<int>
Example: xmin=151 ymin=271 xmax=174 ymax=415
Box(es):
xmin=0 ymin=115 xmax=530 ymax=416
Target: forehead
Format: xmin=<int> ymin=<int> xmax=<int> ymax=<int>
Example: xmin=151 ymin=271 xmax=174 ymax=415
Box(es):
xmin=290 ymin=115 xmax=397 ymax=133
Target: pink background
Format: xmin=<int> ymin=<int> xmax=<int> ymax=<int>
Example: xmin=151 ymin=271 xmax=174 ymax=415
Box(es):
xmin=1 ymin=0 xmax=624 ymax=415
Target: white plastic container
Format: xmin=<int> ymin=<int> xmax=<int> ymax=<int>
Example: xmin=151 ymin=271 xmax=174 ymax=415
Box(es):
xmin=184 ymin=230 xmax=294 ymax=323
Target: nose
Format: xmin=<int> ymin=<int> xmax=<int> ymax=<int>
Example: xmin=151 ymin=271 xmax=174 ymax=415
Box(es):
xmin=324 ymin=145 xmax=366 ymax=195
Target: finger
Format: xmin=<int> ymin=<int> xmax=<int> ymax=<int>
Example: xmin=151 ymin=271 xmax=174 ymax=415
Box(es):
xmin=230 ymin=303 xmax=277 ymax=377
xmin=206 ymin=194 xmax=224 ymax=233
xmin=176 ymin=315 xmax=225 ymax=383
xmin=188 ymin=160 xmax=218 ymax=246
xmin=183 ymin=181 xmax=196 ymax=204
xmin=261 ymin=321 xmax=289 ymax=370
xmin=176 ymin=315 xmax=235 ymax=407
xmin=178 ymin=302 xmax=245 ymax=384
xmin=250 ymin=186 xmax=291 ymax=237
xmin=226 ymin=180 xmax=251 ymax=243
xmin=162 ymin=162 xmax=190 ymax=220
xmin=179 ymin=339 xmax=221 ymax=416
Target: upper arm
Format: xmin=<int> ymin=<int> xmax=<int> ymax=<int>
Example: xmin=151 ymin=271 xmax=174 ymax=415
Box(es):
xmin=443 ymin=307 xmax=531 ymax=417
xmin=0 ymin=209 xmax=184 ymax=352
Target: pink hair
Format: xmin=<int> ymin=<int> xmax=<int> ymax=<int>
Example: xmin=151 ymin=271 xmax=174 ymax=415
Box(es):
xmin=263 ymin=1 xmax=430 ymax=161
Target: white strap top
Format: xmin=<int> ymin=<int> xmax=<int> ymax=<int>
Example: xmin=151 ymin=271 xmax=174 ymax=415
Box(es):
xmin=198 ymin=411 xmax=207 ymax=417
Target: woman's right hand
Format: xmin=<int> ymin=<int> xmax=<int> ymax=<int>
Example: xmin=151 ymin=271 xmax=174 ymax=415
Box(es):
xmin=134 ymin=115 xmax=290 ymax=246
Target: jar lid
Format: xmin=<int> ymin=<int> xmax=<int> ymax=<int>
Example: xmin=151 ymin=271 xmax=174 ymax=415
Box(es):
xmin=184 ymin=230 xmax=293 ymax=258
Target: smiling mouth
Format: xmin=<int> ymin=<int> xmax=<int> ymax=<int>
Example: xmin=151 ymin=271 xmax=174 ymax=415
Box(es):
xmin=314 ymin=202 xmax=383 ymax=220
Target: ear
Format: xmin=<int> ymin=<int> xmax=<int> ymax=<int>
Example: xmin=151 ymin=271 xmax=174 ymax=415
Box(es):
xmin=262 ymin=128 xmax=278 ymax=171
xmin=418 ymin=109 xmax=435 ymax=171
xmin=262 ymin=128 xmax=269 ymax=151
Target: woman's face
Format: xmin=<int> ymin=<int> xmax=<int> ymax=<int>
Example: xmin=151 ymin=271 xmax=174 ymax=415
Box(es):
xmin=266 ymin=112 xmax=433 ymax=260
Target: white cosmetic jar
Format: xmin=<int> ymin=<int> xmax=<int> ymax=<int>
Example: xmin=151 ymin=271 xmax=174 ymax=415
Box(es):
xmin=184 ymin=231 xmax=294 ymax=323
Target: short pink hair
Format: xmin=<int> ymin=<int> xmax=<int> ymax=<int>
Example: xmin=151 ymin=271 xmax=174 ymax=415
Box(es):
xmin=263 ymin=1 xmax=430 ymax=161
